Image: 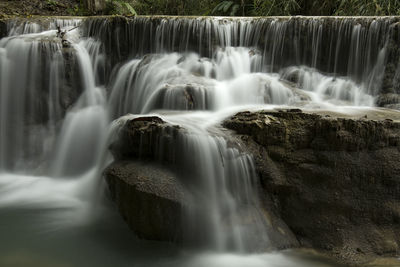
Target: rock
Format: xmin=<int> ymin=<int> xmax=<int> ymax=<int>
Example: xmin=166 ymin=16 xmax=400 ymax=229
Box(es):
xmin=106 ymin=115 xmax=300 ymax=250
xmin=104 ymin=117 xmax=189 ymax=243
xmin=105 ymin=161 xmax=185 ymax=242
xmin=0 ymin=20 xmax=6 ymax=39
xmin=106 ymin=117 xmax=186 ymax=242
xmin=1 ymin=37 xmax=84 ymax=125
xmin=110 ymin=116 xmax=182 ymax=162
xmin=223 ymin=109 xmax=400 ymax=265
xmin=61 ymin=39 xmax=70 ymax=48
xmin=376 ymin=93 xmax=400 ymax=108
xmin=23 ymin=42 xmax=84 ymax=123
xmin=60 ymin=47 xmax=84 ymax=112
xmin=384 ymin=104 xmax=400 ymax=110
xmin=148 ymin=82 xmax=211 ymax=111
xmin=224 ymin=110 xmax=400 ymax=151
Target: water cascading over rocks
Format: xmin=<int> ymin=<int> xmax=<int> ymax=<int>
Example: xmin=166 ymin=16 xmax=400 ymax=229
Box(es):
xmin=107 ymin=113 xmax=298 ymax=251
xmin=0 ymin=21 xmax=84 ymax=171
xmin=0 ymin=18 xmax=109 ymax=218
xmin=82 ymin=16 xmax=400 ymax=104
xmin=1 ymin=16 xmax=400 ymax=266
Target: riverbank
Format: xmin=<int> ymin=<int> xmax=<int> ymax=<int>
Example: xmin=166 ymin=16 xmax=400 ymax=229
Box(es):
xmin=0 ymin=0 xmax=84 ymax=18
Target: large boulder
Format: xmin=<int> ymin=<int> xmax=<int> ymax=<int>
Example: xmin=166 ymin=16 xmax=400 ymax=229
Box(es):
xmin=223 ymin=109 xmax=400 ymax=265
xmin=110 ymin=116 xmax=182 ymax=162
xmin=147 ymin=82 xmax=212 ymax=111
xmin=105 ymin=161 xmax=185 ymax=242
xmin=105 ymin=116 xmax=185 ymax=242
xmin=0 ymin=20 xmax=6 ymax=39
xmin=105 ymin=115 xmax=300 ymax=250
xmin=376 ymin=93 xmax=400 ymax=110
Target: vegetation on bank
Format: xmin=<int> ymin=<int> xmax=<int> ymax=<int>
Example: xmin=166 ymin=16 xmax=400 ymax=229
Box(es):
xmin=122 ymin=0 xmax=400 ymax=16
xmin=1 ymin=0 xmax=400 ymax=17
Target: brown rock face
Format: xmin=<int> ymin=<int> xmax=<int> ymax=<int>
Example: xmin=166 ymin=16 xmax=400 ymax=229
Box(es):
xmin=110 ymin=116 xmax=182 ymax=162
xmin=377 ymin=93 xmax=400 ymax=110
xmin=105 ymin=161 xmax=185 ymax=242
xmin=105 ymin=116 xmax=300 ymax=250
xmin=105 ymin=111 xmax=400 ymax=263
xmin=223 ymin=109 xmax=400 ymax=264
xmin=105 ymin=117 xmax=186 ymax=242
xmin=60 ymin=47 xmax=85 ymax=112
xmin=0 ymin=20 xmax=6 ymax=39
xmin=150 ymin=83 xmax=211 ymax=111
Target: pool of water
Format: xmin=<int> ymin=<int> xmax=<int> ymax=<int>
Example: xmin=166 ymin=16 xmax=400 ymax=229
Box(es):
xmin=0 ymin=194 xmax=346 ymax=267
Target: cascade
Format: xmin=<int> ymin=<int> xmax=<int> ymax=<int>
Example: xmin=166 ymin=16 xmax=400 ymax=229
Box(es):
xmin=0 ymin=23 xmax=109 ymax=224
xmin=0 ymin=16 xmax=399 ymax=266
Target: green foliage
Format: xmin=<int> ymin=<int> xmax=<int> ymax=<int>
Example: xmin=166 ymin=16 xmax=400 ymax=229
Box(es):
xmin=123 ymin=2 xmax=137 ymax=15
xmin=212 ymin=1 xmax=240 ymax=16
xmin=129 ymin=0 xmax=216 ymax=16
xmin=333 ymin=0 xmax=400 ymax=16
xmin=101 ymin=0 xmax=400 ymax=16
xmin=106 ymin=0 xmax=138 ymax=16
xmin=67 ymin=1 xmax=89 ymax=16
xmin=252 ymin=0 xmax=300 ymax=16
xmin=45 ymin=0 xmax=58 ymax=7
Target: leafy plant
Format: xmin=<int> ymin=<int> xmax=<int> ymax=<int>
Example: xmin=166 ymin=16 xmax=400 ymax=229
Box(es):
xmin=100 ymin=0 xmax=400 ymax=16
xmin=123 ymin=2 xmax=137 ymax=15
xmin=106 ymin=0 xmax=138 ymax=16
xmin=333 ymin=0 xmax=400 ymax=16
xmin=252 ymin=0 xmax=300 ymax=16
xmin=130 ymin=0 xmax=215 ymax=16
xmin=67 ymin=2 xmax=88 ymax=16
xmin=45 ymin=0 xmax=58 ymax=7
xmin=212 ymin=1 xmax=240 ymax=16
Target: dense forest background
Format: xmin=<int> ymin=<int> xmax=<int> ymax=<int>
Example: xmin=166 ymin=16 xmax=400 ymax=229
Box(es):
xmin=121 ymin=0 xmax=400 ymax=16
xmin=1 ymin=0 xmax=400 ymax=17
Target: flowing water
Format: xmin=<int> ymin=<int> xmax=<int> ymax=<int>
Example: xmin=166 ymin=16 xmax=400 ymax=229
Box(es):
xmin=0 ymin=16 xmax=398 ymax=266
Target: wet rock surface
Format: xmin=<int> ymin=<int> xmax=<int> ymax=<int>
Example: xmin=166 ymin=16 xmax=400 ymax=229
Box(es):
xmin=110 ymin=116 xmax=182 ymax=162
xmin=105 ymin=160 xmax=185 ymax=242
xmin=223 ymin=109 xmax=400 ymax=265
xmin=105 ymin=111 xmax=400 ymax=264
xmin=60 ymin=47 xmax=84 ymax=112
xmin=105 ymin=116 xmax=300 ymax=250
xmin=0 ymin=20 xmax=6 ymax=39
xmin=32 ymin=44 xmax=84 ymax=124
xmin=105 ymin=117 xmax=185 ymax=242
xmin=150 ymin=82 xmax=212 ymax=111
xmin=0 ymin=34 xmax=84 ymax=125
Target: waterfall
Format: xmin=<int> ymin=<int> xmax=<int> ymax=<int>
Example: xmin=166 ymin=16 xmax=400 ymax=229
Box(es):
xmin=0 ymin=32 xmax=62 ymax=171
xmin=83 ymin=17 xmax=392 ymax=82
xmin=155 ymin=113 xmax=269 ymax=252
xmin=0 ymin=24 xmax=109 ymax=227
xmin=0 ymin=16 xmax=398 ymax=266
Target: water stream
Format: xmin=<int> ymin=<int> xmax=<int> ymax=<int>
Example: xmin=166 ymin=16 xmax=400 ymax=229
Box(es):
xmin=0 ymin=16 xmax=397 ymax=266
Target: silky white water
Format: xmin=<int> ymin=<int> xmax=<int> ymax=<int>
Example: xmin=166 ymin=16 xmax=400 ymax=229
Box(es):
xmin=0 ymin=24 xmax=109 ymax=228
xmin=0 ymin=17 xmax=395 ymax=266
